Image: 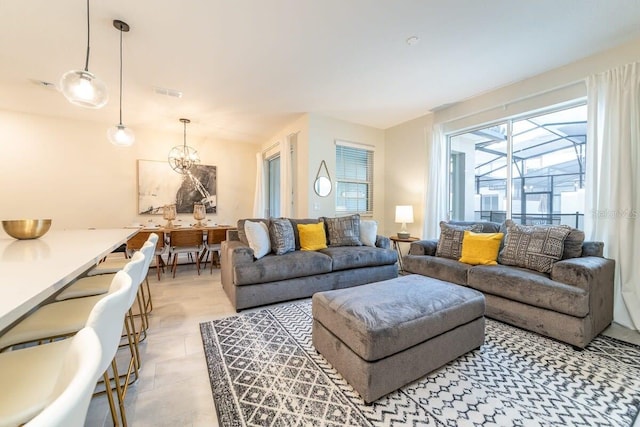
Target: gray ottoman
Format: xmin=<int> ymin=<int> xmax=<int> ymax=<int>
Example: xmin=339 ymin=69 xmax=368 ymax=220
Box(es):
xmin=312 ymin=274 xmax=485 ymax=403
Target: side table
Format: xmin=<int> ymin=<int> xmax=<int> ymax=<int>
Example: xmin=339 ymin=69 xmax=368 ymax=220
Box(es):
xmin=389 ymin=236 xmax=419 ymax=272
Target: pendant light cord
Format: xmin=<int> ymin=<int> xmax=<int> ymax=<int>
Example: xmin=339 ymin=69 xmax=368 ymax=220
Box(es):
xmin=118 ymin=26 xmax=123 ymax=125
xmin=183 ymin=121 xmax=187 ymax=149
xmin=84 ymin=0 xmax=90 ymax=72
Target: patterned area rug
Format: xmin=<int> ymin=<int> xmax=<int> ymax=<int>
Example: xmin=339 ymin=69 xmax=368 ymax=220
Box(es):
xmin=200 ymin=301 xmax=640 ymax=427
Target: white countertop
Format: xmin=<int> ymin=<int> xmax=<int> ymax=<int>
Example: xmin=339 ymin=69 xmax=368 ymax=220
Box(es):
xmin=0 ymin=228 xmax=138 ymax=332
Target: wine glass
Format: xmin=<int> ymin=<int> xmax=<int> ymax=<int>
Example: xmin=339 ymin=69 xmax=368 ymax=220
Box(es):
xmin=193 ymin=203 xmax=206 ymax=227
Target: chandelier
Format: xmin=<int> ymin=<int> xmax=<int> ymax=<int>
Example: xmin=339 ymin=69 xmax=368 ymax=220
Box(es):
xmin=107 ymin=20 xmax=134 ymax=146
xmin=168 ymin=118 xmax=200 ymax=174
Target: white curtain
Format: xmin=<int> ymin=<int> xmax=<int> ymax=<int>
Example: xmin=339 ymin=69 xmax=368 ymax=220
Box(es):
xmin=422 ymin=124 xmax=449 ymax=239
xmin=252 ymin=152 xmax=267 ymax=218
xmin=585 ymin=62 xmax=640 ymax=331
xmin=280 ymin=134 xmax=293 ymax=217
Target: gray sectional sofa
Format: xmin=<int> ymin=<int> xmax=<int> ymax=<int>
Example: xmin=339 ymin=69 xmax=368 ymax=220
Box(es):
xmin=221 ymin=217 xmax=398 ymax=311
xmin=403 ymin=221 xmax=615 ymax=348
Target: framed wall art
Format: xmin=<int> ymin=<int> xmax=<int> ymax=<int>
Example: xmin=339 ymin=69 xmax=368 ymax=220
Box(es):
xmin=137 ymin=160 xmax=217 ymax=214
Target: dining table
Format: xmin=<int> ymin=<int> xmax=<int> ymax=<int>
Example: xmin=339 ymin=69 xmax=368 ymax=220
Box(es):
xmin=0 ymin=228 xmax=138 ymax=333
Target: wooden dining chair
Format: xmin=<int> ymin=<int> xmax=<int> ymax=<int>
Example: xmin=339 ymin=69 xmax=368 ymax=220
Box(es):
xmin=203 ymin=229 xmax=226 ymax=273
xmin=168 ymin=229 xmax=204 ymax=278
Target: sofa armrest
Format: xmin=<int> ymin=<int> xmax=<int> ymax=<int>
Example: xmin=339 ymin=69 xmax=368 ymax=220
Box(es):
xmin=375 ymin=235 xmax=390 ymax=249
xmin=551 ymin=256 xmax=615 ymax=292
xmin=409 ymin=239 xmax=438 ymax=256
xmin=224 ymin=240 xmax=255 ymax=265
xmin=226 ymin=229 xmax=240 ymax=241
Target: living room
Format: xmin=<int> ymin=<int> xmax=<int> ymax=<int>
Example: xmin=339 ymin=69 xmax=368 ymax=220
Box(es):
xmin=1 ymin=1 xmax=640 ymax=426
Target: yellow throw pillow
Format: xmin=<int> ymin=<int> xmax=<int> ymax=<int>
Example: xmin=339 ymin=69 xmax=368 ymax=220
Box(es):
xmin=459 ymin=231 xmax=504 ymax=265
xmin=297 ymin=222 xmax=327 ymax=251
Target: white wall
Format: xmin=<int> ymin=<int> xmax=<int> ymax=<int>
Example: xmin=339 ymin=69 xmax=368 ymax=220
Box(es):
xmin=0 ymin=109 xmax=258 ymax=236
xmin=385 ymin=36 xmax=640 ymax=238
xmin=384 ymin=114 xmax=433 ymax=238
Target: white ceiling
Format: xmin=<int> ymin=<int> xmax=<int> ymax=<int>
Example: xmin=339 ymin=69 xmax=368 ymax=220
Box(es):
xmin=1 ymin=0 xmax=640 ymax=143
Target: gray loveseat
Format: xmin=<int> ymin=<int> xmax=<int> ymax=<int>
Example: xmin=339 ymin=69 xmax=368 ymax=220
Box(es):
xmin=403 ymin=221 xmax=615 ymax=348
xmin=221 ymin=218 xmax=398 ymax=311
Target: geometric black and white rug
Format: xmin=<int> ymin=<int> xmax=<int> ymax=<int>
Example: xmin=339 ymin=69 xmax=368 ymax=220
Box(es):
xmin=200 ymin=300 xmax=640 ymax=427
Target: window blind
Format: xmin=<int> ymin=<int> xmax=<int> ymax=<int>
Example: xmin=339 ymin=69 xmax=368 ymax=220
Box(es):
xmin=335 ymin=143 xmax=374 ymax=215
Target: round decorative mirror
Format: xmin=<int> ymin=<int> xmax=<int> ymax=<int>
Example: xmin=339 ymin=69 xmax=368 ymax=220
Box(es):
xmin=314 ymin=176 xmax=332 ymax=197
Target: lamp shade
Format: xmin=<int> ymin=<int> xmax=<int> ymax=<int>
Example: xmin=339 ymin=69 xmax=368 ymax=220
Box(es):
xmin=60 ymin=70 xmax=108 ymax=109
xmin=107 ymin=124 xmax=135 ymax=147
xmin=395 ymin=205 xmax=414 ymax=224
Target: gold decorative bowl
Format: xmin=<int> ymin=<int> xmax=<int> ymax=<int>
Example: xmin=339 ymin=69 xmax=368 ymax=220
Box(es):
xmin=2 ymin=219 xmax=52 ymax=240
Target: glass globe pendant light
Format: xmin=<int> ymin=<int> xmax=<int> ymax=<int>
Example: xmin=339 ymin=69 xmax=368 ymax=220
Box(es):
xmin=168 ymin=119 xmax=200 ymax=174
xmin=107 ymin=20 xmax=134 ymax=146
xmin=60 ymin=0 xmax=108 ymax=108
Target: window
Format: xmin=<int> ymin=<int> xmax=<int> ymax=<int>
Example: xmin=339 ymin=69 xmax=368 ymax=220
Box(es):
xmin=267 ymin=155 xmax=280 ymax=218
xmin=335 ymin=142 xmax=374 ymax=215
xmin=448 ymin=103 xmax=586 ymax=228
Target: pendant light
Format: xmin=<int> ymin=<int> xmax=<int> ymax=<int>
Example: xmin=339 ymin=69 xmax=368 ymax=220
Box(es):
xmin=60 ymin=0 xmax=108 ymax=108
xmin=107 ymin=20 xmax=134 ymax=146
xmin=168 ymin=119 xmax=200 ymax=174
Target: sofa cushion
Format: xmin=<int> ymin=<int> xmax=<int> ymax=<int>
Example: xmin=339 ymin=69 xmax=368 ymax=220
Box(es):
xmin=237 ymin=218 xmax=269 ymax=245
xmin=436 ymin=221 xmax=483 ymax=260
xmin=298 ymin=222 xmax=328 ymax=251
xmin=449 ymin=221 xmax=501 ymax=233
xmin=467 ymin=265 xmax=589 ymax=317
xmin=499 ymin=220 xmax=572 ymax=273
xmin=324 ymin=214 xmax=362 ymax=246
xmin=244 ymin=220 xmax=271 ymax=259
xmin=234 ymin=250 xmax=332 ymax=285
xmin=402 ymin=255 xmax=472 ymax=286
xmin=319 ymin=246 xmax=397 ymax=271
xmin=268 ymin=218 xmax=295 ymax=255
xmin=289 ymin=218 xmax=321 ymax=250
xmin=459 ymin=231 xmax=504 ymax=265
xmin=562 ymin=228 xmax=586 ymax=259
xmin=359 ymin=220 xmax=378 ymax=247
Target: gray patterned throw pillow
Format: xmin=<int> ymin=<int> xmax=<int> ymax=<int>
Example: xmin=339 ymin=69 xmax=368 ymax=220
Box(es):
xmin=436 ymin=221 xmax=483 ymax=260
xmin=268 ymin=218 xmax=295 ymax=255
xmin=324 ymin=214 xmax=362 ymax=246
xmin=498 ymin=219 xmax=572 ymax=273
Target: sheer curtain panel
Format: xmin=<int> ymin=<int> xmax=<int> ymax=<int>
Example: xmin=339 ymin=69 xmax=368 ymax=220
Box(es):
xmin=253 ymin=152 xmax=267 ymax=218
xmin=423 ymin=124 xmax=449 ymax=239
xmin=586 ymin=62 xmax=640 ymax=331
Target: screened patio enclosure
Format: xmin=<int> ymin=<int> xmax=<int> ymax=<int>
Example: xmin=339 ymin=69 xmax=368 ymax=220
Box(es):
xmin=448 ymin=104 xmax=586 ymax=228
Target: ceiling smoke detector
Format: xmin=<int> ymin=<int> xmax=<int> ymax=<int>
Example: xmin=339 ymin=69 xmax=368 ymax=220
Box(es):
xmin=406 ymin=36 xmax=420 ymax=46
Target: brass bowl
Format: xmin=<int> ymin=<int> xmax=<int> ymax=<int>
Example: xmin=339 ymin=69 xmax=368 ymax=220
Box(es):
xmin=2 ymin=219 xmax=52 ymax=240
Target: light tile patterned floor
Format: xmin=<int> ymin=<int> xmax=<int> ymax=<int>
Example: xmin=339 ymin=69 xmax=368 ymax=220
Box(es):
xmin=84 ymin=263 xmax=640 ymax=426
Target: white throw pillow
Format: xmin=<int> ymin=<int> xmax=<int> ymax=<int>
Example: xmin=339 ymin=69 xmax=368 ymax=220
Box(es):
xmin=360 ymin=220 xmax=378 ymax=247
xmin=244 ymin=220 xmax=271 ymax=259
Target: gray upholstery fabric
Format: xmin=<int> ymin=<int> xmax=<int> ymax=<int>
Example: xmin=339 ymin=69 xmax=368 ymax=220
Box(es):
xmin=409 ymin=239 xmax=438 ymax=256
xmin=375 ymin=235 xmax=391 ymax=250
xmin=402 ymin=254 xmax=472 ymax=285
xmin=319 ymin=246 xmax=397 ymax=271
xmin=313 ymin=274 xmax=484 ymax=361
xmin=237 ymin=218 xmax=270 ymax=245
xmin=449 ymin=221 xmax=501 ymax=233
xmin=582 ymin=241 xmax=604 ymax=257
xmin=288 ymin=218 xmax=322 ymax=250
xmin=436 ymin=222 xmax=483 ymax=260
xmin=312 ymin=316 xmax=484 ymax=403
xmin=324 ymin=214 xmax=362 ymax=246
xmin=498 ymin=220 xmax=572 ymax=273
xmin=234 ymin=250 xmax=332 ymax=286
xmin=268 ymin=218 xmax=295 ymax=255
xmin=467 ymin=265 xmax=589 ymax=317
xmin=229 ymin=265 xmax=398 ymax=310
xmin=551 ymin=256 xmax=614 ymax=292
xmin=562 ymin=228 xmax=586 ymax=259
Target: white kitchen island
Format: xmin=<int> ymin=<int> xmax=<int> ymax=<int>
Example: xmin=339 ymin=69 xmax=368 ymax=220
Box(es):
xmin=0 ymin=228 xmax=137 ymax=332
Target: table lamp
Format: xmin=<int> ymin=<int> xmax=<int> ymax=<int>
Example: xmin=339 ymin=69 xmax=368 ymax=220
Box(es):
xmin=395 ymin=205 xmax=414 ymax=239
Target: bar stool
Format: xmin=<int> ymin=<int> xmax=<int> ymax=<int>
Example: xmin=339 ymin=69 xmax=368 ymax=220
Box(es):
xmin=0 ymin=328 xmax=103 ymax=427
